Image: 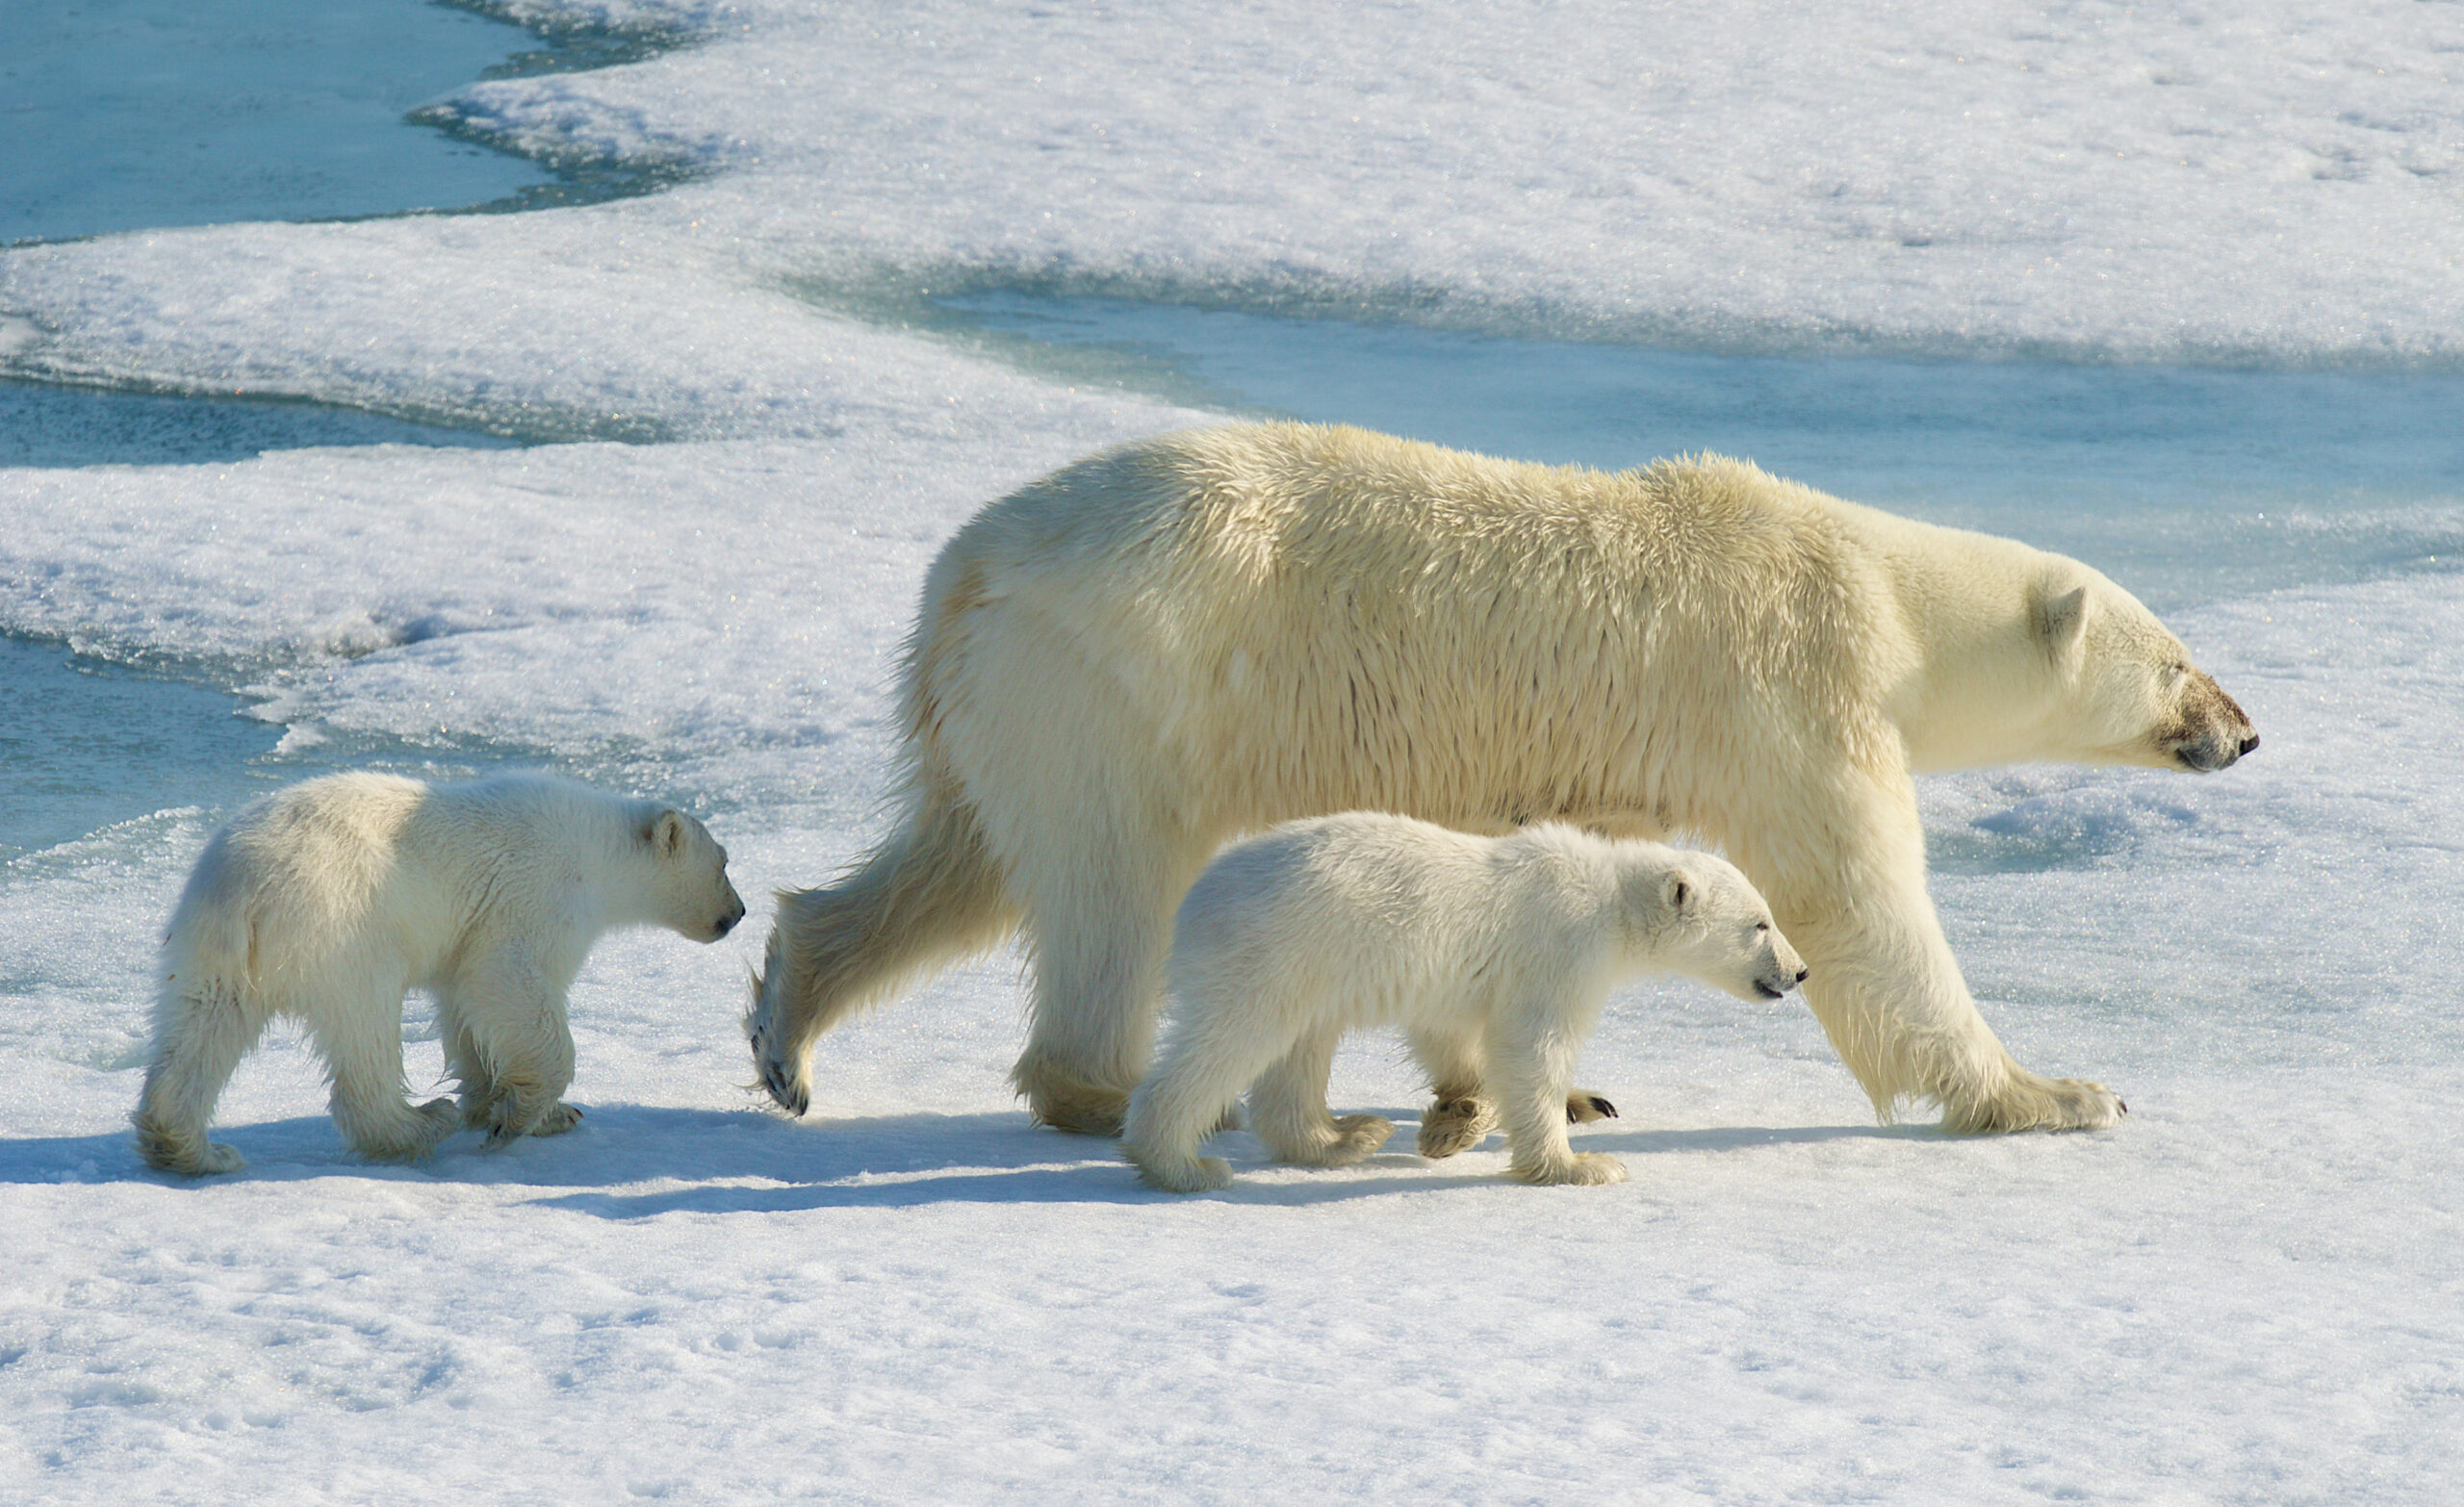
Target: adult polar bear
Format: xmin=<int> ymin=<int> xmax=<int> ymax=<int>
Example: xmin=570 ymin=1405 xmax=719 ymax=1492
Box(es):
xmin=749 ymin=422 xmax=2257 ymax=1136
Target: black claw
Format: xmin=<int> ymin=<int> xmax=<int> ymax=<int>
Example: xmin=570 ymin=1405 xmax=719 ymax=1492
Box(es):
xmin=2118 ymin=1099 xmax=2128 ymax=1115
xmin=1590 ymin=1096 xmax=1618 ymax=1119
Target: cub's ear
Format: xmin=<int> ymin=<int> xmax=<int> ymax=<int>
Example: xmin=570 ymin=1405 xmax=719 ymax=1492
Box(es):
xmin=647 ymin=808 xmax=687 ymax=856
xmin=2033 ymin=580 xmax=2089 ymax=657
xmin=1661 ymin=871 xmax=1694 ymax=916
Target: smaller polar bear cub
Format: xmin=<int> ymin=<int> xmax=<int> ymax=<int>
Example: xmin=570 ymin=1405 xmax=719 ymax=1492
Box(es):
xmin=133 ymin=772 xmax=746 ymax=1176
xmin=1123 ymin=814 xmax=1805 ymax=1191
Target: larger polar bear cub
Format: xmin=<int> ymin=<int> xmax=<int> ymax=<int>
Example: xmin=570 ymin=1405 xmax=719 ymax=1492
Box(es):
xmin=749 ymin=422 xmax=2257 ymax=1137
xmin=134 ymin=773 xmax=746 ymax=1175
xmin=1123 ymin=814 xmax=1807 ymax=1192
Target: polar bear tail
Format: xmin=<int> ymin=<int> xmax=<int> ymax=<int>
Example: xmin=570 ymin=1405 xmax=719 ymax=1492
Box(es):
xmin=746 ymin=781 xmax=1017 ymax=1116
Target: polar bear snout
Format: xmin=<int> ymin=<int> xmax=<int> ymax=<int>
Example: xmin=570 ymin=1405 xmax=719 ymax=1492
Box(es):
xmin=1753 ymin=962 xmax=1809 ymax=1002
xmin=2163 ymin=671 xmax=2258 ymax=773
xmin=712 ymin=895 xmax=748 ymax=939
xmin=1751 ymin=936 xmax=1809 ymax=1001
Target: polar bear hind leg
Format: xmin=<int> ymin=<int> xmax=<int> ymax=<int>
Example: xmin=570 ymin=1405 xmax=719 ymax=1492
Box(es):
xmin=1248 ymin=1024 xmax=1393 ymax=1168
xmin=132 ymin=978 xmax=269 ymax=1176
xmin=1119 ymin=1014 xmax=1269 ymax=1193
xmin=747 ymin=779 xmax=1016 ymax=1117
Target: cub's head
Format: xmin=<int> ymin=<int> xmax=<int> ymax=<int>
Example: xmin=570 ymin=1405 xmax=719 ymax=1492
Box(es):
xmin=643 ymin=807 xmax=747 ymax=943
xmin=2031 ymin=571 xmax=2259 ymax=774
xmin=1621 ymin=849 xmax=1806 ymax=1004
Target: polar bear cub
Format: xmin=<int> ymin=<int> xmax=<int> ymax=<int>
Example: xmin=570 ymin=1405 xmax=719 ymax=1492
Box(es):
xmin=133 ymin=772 xmax=746 ymax=1175
xmin=1122 ymin=813 xmax=1805 ymax=1191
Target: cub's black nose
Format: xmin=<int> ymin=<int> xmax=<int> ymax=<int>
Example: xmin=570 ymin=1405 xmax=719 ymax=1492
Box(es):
xmin=1795 ymin=967 xmax=1809 ymax=983
xmin=716 ymin=907 xmax=744 ymax=937
xmin=2239 ymin=734 xmax=2260 ymax=755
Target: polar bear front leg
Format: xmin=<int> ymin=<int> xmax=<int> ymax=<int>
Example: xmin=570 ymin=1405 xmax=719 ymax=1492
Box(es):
xmin=1744 ymin=778 xmax=2125 ymax=1134
xmin=308 ymin=982 xmax=459 ymax=1162
xmin=442 ymin=957 xmax=580 ymax=1149
xmin=1488 ymin=993 xmax=1627 ymax=1187
xmin=1010 ymin=820 xmax=1212 ymax=1136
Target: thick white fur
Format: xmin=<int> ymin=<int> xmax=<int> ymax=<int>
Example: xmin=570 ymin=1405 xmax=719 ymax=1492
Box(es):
xmin=1122 ymin=815 xmax=1806 ymax=1191
xmin=134 ymin=773 xmax=745 ymax=1175
xmin=750 ymin=422 xmax=2256 ymax=1135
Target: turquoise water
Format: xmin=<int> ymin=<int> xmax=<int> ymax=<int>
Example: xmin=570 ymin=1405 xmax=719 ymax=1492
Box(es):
xmin=0 ymin=0 xmax=678 ymax=465
xmin=0 ymin=637 xmax=521 ymax=862
xmin=0 ymin=0 xmax=555 ymax=246
xmin=0 ymin=378 xmax=525 ymax=467
xmin=932 ymin=294 xmax=2464 ymax=611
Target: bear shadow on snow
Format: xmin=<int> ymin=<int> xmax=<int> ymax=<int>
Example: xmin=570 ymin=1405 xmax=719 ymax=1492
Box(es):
xmin=6 ymin=1104 xmax=1921 ymax=1207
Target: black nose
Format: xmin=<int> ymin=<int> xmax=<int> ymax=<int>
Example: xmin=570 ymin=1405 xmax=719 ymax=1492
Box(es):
xmin=716 ymin=908 xmax=743 ymax=937
xmin=2239 ymin=733 xmax=2260 ymax=755
xmin=1795 ymin=968 xmax=1809 ymax=983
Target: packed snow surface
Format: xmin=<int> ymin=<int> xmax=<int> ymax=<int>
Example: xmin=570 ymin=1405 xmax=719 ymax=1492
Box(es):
xmin=3 ymin=1 xmax=2461 ymax=1501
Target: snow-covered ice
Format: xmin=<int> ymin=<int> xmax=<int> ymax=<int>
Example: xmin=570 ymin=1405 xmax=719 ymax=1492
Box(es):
xmin=3 ymin=2 xmax=2460 ymax=1500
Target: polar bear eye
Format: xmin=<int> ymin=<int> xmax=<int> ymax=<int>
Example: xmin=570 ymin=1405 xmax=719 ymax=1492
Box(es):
xmin=1755 ymin=921 xmax=1770 ymax=933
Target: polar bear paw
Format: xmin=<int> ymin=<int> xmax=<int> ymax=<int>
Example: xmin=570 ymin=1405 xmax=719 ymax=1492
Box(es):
xmin=484 ymin=1098 xmax=584 ymax=1149
xmin=132 ymin=1111 xmax=248 ymax=1176
xmin=528 ymin=1102 xmax=585 ymax=1137
xmin=1019 ymin=1067 xmax=1133 ymax=1137
xmin=1566 ymin=1089 xmax=1619 ymax=1124
xmin=1417 ymin=1095 xmax=1499 ymax=1159
xmin=1122 ymin=1147 xmax=1234 ymax=1192
xmin=1317 ymin=1114 xmax=1397 ymax=1167
xmin=1512 ymin=1151 xmax=1629 ymax=1187
xmin=744 ymin=995 xmax=811 ymax=1118
xmin=353 ymin=1098 xmax=462 ymax=1162
xmin=1944 ymin=1069 xmax=2127 ymax=1134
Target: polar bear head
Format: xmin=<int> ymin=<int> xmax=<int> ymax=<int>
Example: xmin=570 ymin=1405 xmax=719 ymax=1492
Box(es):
xmin=1620 ymin=848 xmax=1806 ymax=1004
xmin=642 ymin=807 xmax=748 ymax=943
xmin=1901 ymin=555 xmax=2260 ymax=776
xmin=2027 ymin=570 xmax=2259 ymax=774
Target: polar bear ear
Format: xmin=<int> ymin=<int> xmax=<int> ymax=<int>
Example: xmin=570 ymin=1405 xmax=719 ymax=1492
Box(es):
xmin=647 ymin=808 xmax=687 ymax=856
xmin=2033 ymin=581 xmax=2089 ymax=658
xmin=1661 ymin=871 xmax=1694 ymax=916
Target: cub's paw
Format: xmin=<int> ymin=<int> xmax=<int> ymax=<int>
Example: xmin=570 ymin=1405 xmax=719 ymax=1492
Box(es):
xmin=1417 ymin=1095 xmax=1499 ymax=1159
xmin=480 ymin=1095 xmax=570 ymax=1150
xmin=354 ymin=1099 xmax=461 ymax=1162
xmin=1122 ymin=1147 xmax=1234 ymax=1193
xmin=132 ymin=1113 xmax=247 ymax=1177
xmin=1322 ymin=1114 xmax=1396 ymax=1167
xmin=528 ymin=1103 xmax=585 ymax=1137
xmin=1566 ymin=1090 xmax=1619 ymax=1124
xmin=1511 ymin=1151 xmax=1630 ymax=1188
